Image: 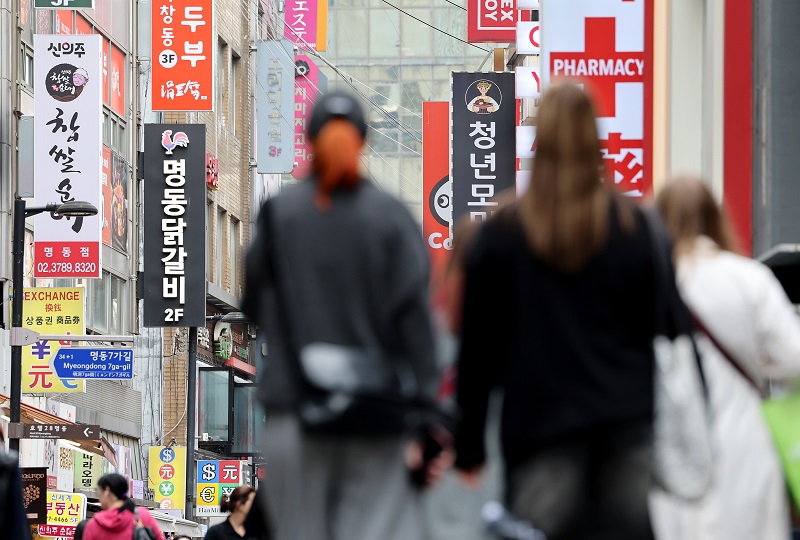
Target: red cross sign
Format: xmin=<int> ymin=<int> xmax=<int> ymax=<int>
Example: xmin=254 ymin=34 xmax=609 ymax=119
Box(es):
xmin=542 ymin=0 xmax=653 ymax=197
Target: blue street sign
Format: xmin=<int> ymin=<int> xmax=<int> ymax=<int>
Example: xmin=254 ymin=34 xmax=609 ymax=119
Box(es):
xmin=52 ymin=348 xmax=133 ymax=379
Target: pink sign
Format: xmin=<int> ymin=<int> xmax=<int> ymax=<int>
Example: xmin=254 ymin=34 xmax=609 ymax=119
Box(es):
xmin=284 ymin=0 xmax=318 ymax=50
xmin=293 ymin=55 xmax=318 ymax=180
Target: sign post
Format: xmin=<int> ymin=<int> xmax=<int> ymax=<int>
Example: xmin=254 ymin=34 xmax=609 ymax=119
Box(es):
xmin=52 ymin=348 xmax=133 ymax=379
xmin=11 ymin=423 xmax=100 ymax=440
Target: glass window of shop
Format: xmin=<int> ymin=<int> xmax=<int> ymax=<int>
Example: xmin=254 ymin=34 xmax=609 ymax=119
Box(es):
xmin=198 ymin=368 xmax=231 ymax=443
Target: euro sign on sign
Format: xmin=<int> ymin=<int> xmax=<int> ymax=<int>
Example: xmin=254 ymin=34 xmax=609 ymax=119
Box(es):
xmin=199 ymin=485 xmax=216 ymax=504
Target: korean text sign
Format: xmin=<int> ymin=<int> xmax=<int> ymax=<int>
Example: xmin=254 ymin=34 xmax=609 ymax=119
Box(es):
xmin=422 ymin=102 xmax=452 ymax=271
xmin=45 ymin=491 xmax=86 ymax=526
xmin=196 ymin=460 xmax=244 ymax=516
xmin=22 ymin=288 xmax=85 ymax=393
xmin=33 ymin=34 xmax=102 ymax=278
xmin=142 ymin=124 xmax=206 ymax=328
xmin=293 ymin=55 xmax=318 ymax=180
xmin=542 ymin=0 xmax=652 ymax=196
xmin=467 ymin=0 xmax=529 ymax=43
xmin=148 ymin=446 xmax=187 ymax=516
xmin=450 ymin=72 xmax=516 ymax=225
xmin=284 ymin=0 xmax=328 ymax=51
xmin=73 ymin=452 xmax=103 ymax=493
xmin=257 ymin=40 xmax=295 ymax=174
xmin=152 ymin=0 xmax=214 ymax=111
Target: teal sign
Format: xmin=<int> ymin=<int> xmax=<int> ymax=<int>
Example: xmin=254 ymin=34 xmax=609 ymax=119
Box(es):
xmin=35 ymin=0 xmax=94 ymax=8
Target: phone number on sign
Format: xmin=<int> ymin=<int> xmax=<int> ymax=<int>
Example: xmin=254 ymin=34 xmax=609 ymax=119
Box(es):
xmin=36 ymin=262 xmax=97 ymax=274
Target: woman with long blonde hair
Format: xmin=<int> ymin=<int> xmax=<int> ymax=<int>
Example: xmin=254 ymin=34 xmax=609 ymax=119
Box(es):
xmin=652 ymin=176 xmax=800 ymax=540
xmin=455 ymin=84 xmax=670 ymax=540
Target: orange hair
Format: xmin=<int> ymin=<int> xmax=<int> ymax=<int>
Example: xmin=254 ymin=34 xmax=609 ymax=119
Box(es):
xmin=311 ymin=119 xmax=364 ymax=210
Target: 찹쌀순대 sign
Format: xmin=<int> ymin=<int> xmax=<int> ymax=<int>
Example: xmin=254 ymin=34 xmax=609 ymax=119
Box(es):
xmin=33 ymin=34 xmax=102 ymax=279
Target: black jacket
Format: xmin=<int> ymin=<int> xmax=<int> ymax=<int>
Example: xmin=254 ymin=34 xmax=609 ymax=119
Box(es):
xmin=455 ymin=200 xmax=682 ymax=471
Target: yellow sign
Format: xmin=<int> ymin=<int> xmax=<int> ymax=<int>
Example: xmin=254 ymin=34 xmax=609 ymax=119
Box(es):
xmin=22 ymin=288 xmax=85 ymax=393
xmin=148 ymin=446 xmax=186 ymax=516
xmin=46 ymin=491 xmax=86 ymax=526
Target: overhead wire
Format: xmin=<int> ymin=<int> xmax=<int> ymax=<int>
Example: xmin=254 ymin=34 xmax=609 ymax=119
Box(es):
xmin=264 ymin=38 xmax=422 ymax=156
xmin=442 ymin=0 xmax=467 ymax=10
xmin=379 ymin=0 xmax=490 ymax=52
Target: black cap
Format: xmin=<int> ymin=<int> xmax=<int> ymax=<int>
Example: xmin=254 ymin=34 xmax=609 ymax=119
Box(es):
xmin=307 ymin=91 xmax=368 ymax=140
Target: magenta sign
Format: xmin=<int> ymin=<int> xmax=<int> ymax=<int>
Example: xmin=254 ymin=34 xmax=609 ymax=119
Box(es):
xmin=284 ymin=0 xmax=319 ymax=50
xmin=293 ymin=55 xmax=319 ymax=180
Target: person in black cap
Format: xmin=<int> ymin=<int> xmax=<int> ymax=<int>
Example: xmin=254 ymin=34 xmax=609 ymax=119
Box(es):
xmin=243 ymin=91 xmax=442 ymax=540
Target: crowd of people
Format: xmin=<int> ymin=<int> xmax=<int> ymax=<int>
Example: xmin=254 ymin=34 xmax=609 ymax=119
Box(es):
xmin=3 ymin=82 xmax=799 ymax=540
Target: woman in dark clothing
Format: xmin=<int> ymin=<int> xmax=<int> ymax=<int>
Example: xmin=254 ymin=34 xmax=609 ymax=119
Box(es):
xmin=455 ymin=83 xmax=659 ymax=540
xmin=204 ymin=486 xmax=256 ymax=540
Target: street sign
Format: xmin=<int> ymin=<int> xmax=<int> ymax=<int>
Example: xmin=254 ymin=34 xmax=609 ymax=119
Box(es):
xmin=52 ymin=348 xmax=133 ymax=379
xmin=21 ymin=424 xmax=100 ymax=440
xmin=34 ymin=0 xmax=95 ymax=9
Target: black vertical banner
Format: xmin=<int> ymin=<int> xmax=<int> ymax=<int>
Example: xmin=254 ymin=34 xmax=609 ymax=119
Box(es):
xmin=143 ymin=124 xmax=206 ymax=327
xmin=451 ymin=72 xmax=516 ymax=226
xmin=20 ymin=467 xmax=48 ymax=524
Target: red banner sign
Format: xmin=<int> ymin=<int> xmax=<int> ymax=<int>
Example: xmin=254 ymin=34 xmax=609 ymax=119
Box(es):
xmin=467 ymin=0 xmax=529 ymax=43
xmin=422 ymin=102 xmax=451 ymax=271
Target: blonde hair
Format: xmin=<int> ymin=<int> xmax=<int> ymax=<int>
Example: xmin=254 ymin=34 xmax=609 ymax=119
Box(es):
xmin=517 ymin=83 xmax=630 ymax=272
xmin=655 ymin=176 xmax=740 ymax=256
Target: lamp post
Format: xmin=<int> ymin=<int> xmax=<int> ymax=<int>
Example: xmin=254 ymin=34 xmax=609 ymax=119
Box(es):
xmin=9 ymin=199 xmax=98 ymax=453
xmin=185 ymin=311 xmax=249 ymax=516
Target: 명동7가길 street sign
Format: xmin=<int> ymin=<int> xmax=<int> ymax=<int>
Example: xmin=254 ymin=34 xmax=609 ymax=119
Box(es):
xmin=52 ymin=348 xmax=133 ymax=379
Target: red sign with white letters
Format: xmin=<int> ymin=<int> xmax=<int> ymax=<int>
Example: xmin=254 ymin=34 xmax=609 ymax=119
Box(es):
xmin=467 ymin=0 xmax=530 ymax=43
xmin=152 ymin=0 xmax=214 ymax=111
xmin=542 ymin=0 xmax=653 ymax=197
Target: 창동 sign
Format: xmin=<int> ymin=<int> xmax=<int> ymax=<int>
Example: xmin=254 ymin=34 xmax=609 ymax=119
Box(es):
xmin=541 ymin=0 xmax=653 ymax=197
xmin=142 ymin=124 xmax=207 ymax=327
xmin=152 ymin=0 xmax=215 ymax=111
xmin=22 ymin=288 xmax=85 ymax=393
xmin=33 ymin=34 xmax=102 ymax=278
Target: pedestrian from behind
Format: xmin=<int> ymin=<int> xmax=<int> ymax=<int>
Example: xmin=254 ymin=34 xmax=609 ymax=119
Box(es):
xmin=73 ymin=518 xmax=89 ymax=540
xmin=204 ymin=486 xmax=257 ymax=539
xmin=242 ymin=90 xmax=442 ymax=540
xmin=455 ymin=83 xmax=668 ymax=540
xmin=81 ymin=473 xmax=164 ymax=540
xmin=650 ymin=176 xmax=800 ymax=540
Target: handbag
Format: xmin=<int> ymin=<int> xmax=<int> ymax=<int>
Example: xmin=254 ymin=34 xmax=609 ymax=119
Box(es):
xmin=132 ymin=507 xmax=157 ymax=540
xmin=691 ymin=311 xmax=800 ymax=512
xmin=644 ymin=210 xmax=714 ymax=500
xmin=260 ymin=201 xmax=421 ymax=436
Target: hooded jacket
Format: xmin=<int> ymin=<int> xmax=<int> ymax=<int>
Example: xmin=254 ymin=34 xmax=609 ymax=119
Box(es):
xmin=82 ymin=506 xmax=164 ymax=540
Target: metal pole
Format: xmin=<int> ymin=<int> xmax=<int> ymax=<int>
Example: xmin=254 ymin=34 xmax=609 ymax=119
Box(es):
xmin=9 ymin=198 xmax=25 ymax=453
xmin=186 ymin=326 xmax=197 ymax=515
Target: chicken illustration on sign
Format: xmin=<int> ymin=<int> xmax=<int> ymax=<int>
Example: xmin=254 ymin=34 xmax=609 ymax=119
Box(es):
xmin=162 ymin=130 xmax=189 ymax=155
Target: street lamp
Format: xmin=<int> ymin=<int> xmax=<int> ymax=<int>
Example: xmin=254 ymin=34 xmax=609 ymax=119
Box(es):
xmin=9 ymin=198 xmax=98 ymax=453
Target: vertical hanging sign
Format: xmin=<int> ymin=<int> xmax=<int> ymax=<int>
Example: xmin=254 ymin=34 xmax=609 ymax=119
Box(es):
xmin=542 ymin=0 xmax=652 ymax=196
xmin=422 ymin=102 xmax=452 ymax=270
xmin=450 ymin=72 xmax=517 ymax=225
xmin=142 ymin=124 xmax=207 ymax=328
xmin=33 ymin=34 xmax=102 ymax=279
xmin=152 ymin=0 xmax=214 ymax=111
xmin=284 ymin=0 xmax=328 ymax=51
xmin=293 ymin=56 xmax=319 ymax=180
xmin=256 ymin=40 xmax=296 ymax=174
